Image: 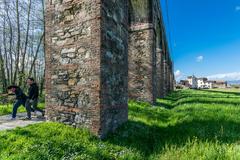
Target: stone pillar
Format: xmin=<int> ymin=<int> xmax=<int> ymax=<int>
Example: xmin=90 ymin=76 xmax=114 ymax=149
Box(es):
xmin=166 ymin=61 xmax=170 ymax=94
xmin=165 ymin=54 xmax=172 ymax=94
xmin=169 ymin=62 xmax=174 ymax=91
xmin=169 ymin=66 xmax=173 ymax=91
xmin=171 ymin=74 xmax=174 ymax=91
xmin=156 ymin=48 xmax=164 ymax=98
xmin=172 ymin=72 xmax=175 ymax=90
xmin=163 ymin=55 xmax=168 ymax=97
xmin=128 ymin=23 xmax=156 ymax=104
xmin=128 ymin=0 xmax=157 ymax=104
xmin=45 ymin=0 xmax=128 ymax=138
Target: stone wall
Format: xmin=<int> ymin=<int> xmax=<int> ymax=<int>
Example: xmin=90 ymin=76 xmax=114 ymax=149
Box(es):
xmin=100 ymin=0 xmax=129 ymax=137
xmin=129 ymin=0 xmax=152 ymax=23
xmin=45 ymin=0 xmax=174 ymax=137
xmin=128 ymin=24 xmax=156 ymax=103
xmin=169 ymin=62 xmax=174 ymax=91
xmin=156 ymin=48 xmax=164 ymax=98
xmin=45 ymin=0 xmax=128 ymax=138
xmin=128 ymin=0 xmax=173 ymax=103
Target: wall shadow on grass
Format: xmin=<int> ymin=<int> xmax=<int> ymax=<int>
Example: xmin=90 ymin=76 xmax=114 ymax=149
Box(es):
xmin=155 ymin=101 xmax=173 ymax=109
xmin=164 ymin=94 xmax=239 ymax=102
xmin=106 ymin=118 xmax=240 ymax=158
xmin=156 ymin=89 xmax=240 ymax=109
xmin=106 ymin=90 xmax=240 ymax=158
xmin=156 ymin=99 xmax=240 ymax=110
xmin=129 ymin=105 xmax=171 ymax=123
xmin=173 ymin=99 xmax=240 ymax=106
xmin=202 ymin=89 xmax=240 ymax=96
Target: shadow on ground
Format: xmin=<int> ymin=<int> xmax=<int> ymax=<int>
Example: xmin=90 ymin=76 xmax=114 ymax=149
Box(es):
xmin=106 ymin=113 xmax=240 ymax=158
xmin=105 ymin=89 xmax=240 ymax=158
xmin=156 ymin=89 xmax=240 ymax=109
xmin=202 ymin=89 xmax=240 ymax=96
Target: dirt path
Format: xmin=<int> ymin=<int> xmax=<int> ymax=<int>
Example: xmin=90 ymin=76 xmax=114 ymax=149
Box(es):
xmin=0 ymin=112 xmax=45 ymax=131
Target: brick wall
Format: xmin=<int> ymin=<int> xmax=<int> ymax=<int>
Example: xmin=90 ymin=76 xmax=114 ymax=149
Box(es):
xmin=128 ymin=24 xmax=156 ymax=103
xmin=45 ymin=0 xmax=128 ymax=138
xmin=45 ymin=0 xmax=174 ymax=138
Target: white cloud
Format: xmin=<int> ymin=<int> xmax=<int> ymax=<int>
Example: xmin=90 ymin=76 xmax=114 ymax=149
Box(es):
xmin=174 ymin=70 xmax=182 ymax=80
xmin=196 ymin=56 xmax=203 ymax=62
xmin=236 ymin=6 xmax=240 ymax=11
xmin=207 ymin=72 xmax=240 ymax=81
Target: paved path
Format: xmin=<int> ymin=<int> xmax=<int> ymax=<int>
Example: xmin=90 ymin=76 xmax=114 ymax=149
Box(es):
xmin=0 ymin=112 xmax=45 ymax=131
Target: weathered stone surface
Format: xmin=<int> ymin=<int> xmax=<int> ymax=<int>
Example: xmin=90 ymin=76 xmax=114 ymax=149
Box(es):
xmin=128 ymin=24 xmax=156 ymax=103
xmin=128 ymin=0 xmax=174 ymax=103
xmin=156 ymin=48 xmax=164 ymax=98
xmin=45 ymin=0 xmax=174 ymax=138
xmin=45 ymin=0 xmax=128 ymax=138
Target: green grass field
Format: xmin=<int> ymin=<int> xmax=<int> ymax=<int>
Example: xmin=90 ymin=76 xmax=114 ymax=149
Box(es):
xmin=0 ymin=89 xmax=240 ymax=159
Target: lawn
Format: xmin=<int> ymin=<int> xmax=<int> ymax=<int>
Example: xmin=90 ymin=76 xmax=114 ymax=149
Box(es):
xmin=0 ymin=89 xmax=240 ymax=159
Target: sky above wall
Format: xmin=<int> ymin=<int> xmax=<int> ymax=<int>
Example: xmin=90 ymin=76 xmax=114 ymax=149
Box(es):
xmin=160 ymin=0 xmax=240 ymax=81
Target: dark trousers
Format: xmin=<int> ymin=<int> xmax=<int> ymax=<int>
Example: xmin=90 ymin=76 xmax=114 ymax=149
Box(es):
xmin=25 ymin=99 xmax=43 ymax=118
xmin=12 ymin=99 xmax=26 ymax=118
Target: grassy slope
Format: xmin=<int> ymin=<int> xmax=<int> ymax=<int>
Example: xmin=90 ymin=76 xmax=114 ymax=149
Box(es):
xmin=0 ymin=89 xmax=240 ymax=159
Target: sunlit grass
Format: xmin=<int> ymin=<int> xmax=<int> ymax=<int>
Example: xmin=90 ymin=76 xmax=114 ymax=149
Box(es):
xmin=1 ymin=89 xmax=240 ymax=159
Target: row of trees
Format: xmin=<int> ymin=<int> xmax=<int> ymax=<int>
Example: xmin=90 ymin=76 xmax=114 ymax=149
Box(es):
xmin=0 ymin=0 xmax=45 ymax=94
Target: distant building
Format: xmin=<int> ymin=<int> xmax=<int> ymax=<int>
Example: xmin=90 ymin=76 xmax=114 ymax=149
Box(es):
xmin=187 ymin=75 xmax=198 ymax=89
xmin=179 ymin=76 xmax=227 ymax=89
xmin=212 ymin=80 xmax=228 ymax=88
xmin=179 ymin=80 xmax=190 ymax=88
xmin=197 ymin=78 xmax=213 ymax=89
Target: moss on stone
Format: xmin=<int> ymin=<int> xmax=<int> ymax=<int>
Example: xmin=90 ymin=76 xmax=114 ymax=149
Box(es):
xmin=130 ymin=0 xmax=151 ymax=22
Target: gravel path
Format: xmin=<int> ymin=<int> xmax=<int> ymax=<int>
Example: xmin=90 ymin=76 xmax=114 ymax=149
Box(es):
xmin=0 ymin=112 xmax=45 ymax=131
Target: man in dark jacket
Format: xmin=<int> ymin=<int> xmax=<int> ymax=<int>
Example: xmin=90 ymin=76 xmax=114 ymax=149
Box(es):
xmin=7 ymin=85 xmax=31 ymax=120
xmin=25 ymin=78 xmax=44 ymax=118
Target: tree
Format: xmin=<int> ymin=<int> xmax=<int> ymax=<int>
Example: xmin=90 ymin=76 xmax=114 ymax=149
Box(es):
xmin=0 ymin=0 xmax=45 ymax=93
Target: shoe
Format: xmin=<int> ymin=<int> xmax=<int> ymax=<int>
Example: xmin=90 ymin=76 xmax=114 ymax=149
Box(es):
xmin=32 ymin=111 xmax=37 ymax=117
xmin=22 ymin=117 xmax=32 ymax=120
xmin=10 ymin=117 xmax=16 ymax=120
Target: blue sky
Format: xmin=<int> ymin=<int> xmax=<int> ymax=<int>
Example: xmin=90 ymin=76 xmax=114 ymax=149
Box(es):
xmin=160 ymin=0 xmax=240 ymax=81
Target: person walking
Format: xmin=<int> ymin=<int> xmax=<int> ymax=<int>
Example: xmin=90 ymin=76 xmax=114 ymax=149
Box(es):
xmin=25 ymin=77 xmax=44 ymax=118
xmin=7 ymin=85 xmax=31 ymax=120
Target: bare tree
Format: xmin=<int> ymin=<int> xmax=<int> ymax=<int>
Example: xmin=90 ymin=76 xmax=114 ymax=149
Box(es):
xmin=0 ymin=0 xmax=45 ymax=94
xmin=13 ymin=0 xmax=21 ymax=84
xmin=19 ymin=0 xmax=31 ymax=86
